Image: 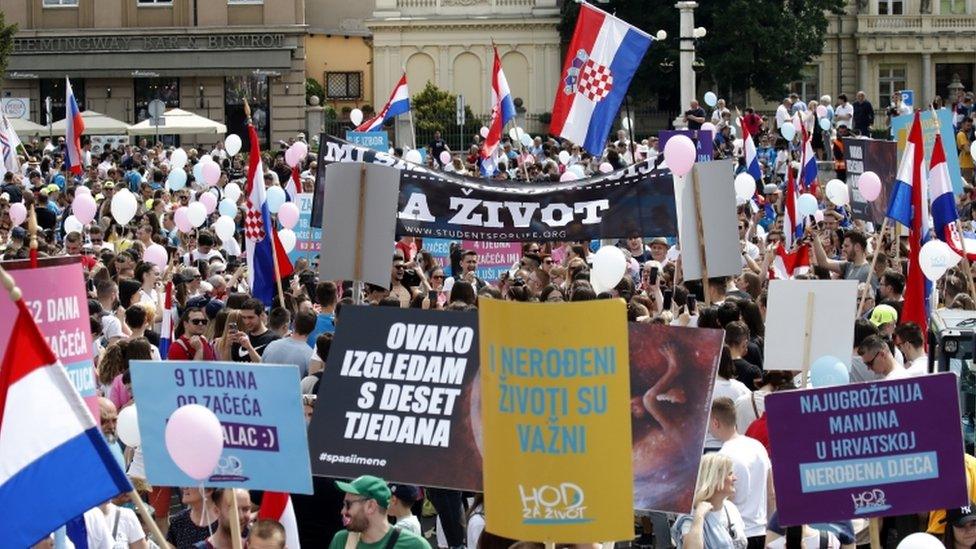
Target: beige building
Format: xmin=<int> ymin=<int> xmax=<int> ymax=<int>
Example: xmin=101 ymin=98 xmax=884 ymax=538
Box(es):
xmin=781 ymin=0 xmax=976 ymax=117
xmin=0 ymin=0 xmax=307 ymax=147
xmin=304 ymin=0 xmax=373 ymax=115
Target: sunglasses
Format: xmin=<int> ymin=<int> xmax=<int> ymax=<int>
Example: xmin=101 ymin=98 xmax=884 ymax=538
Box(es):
xmin=431 ymin=275 xmax=445 ymax=279
xmin=863 ymin=352 xmax=880 ymax=368
xmin=394 ymin=265 xmax=405 ymax=270
xmin=343 ymin=498 xmax=370 ymax=509
xmin=190 ymin=318 xmax=208 ymax=326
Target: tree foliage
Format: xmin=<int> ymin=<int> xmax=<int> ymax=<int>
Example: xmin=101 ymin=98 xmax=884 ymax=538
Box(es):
xmin=412 ymin=81 xmax=481 ymax=136
xmin=0 ymin=12 xmax=17 ymax=79
xmin=559 ymin=0 xmax=844 ymax=106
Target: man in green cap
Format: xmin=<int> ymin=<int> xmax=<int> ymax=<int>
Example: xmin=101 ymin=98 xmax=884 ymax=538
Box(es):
xmin=329 ymin=475 xmax=431 ymax=549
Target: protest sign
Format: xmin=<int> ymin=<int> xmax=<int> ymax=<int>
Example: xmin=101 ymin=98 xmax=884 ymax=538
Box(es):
xmin=630 ymin=323 xmax=722 ymax=514
xmin=307 ymin=306 xmax=482 ymax=490
xmin=129 ymin=360 xmax=313 ymax=493
xmin=314 ymin=135 xmax=678 ymax=241
xmin=319 ymin=162 xmax=399 ymax=287
xmin=892 ymin=108 xmax=963 ymax=195
xmin=767 ymin=373 xmax=967 ymax=525
xmin=677 ymin=160 xmax=740 ymax=283
xmin=843 ymin=138 xmax=897 ymax=225
xmin=423 ymin=239 xmax=521 ymax=283
xmin=480 ymin=299 xmax=633 ymax=542
xmin=659 ymin=130 xmax=713 ymax=163
xmin=0 ymin=257 xmax=98 ymax=418
xmin=288 ymin=192 xmax=322 ymax=265
xmin=345 ymin=130 xmax=390 ymax=152
xmin=764 ymin=280 xmax=858 ymax=372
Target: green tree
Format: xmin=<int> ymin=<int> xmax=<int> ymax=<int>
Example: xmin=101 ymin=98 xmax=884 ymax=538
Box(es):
xmin=559 ymin=0 xmax=844 ymax=106
xmin=411 ymin=81 xmax=482 ymax=146
xmin=0 ymin=13 xmax=17 ymax=78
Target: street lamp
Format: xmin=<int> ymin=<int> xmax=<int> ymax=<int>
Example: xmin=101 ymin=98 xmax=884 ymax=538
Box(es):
xmin=674 ymin=1 xmax=705 ymax=128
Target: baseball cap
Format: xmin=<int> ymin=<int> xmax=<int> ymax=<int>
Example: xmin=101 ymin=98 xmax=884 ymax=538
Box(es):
xmin=649 ymin=237 xmax=668 ymax=247
xmin=869 ymin=304 xmax=898 ymax=327
xmin=336 ymin=475 xmax=391 ymax=508
xmin=943 ymin=503 xmax=976 ymax=527
xmin=389 ymin=483 xmax=422 ymax=504
xmin=763 ymin=183 xmax=779 ymax=195
xmin=10 ymin=226 xmax=26 ymax=240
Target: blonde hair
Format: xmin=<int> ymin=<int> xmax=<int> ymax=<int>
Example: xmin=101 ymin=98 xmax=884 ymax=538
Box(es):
xmin=692 ymin=453 xmax=734 ymax=506
xmin=215 ymin=309 xmax=242 ymax=361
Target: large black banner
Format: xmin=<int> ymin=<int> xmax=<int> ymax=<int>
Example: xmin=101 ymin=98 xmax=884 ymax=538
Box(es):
xmin=307 ymin=306 xmax=483 ymax=490
xmin=843 ymin=138 xmax=897 ymax=225
xmin=313 ymin=135 xmax=677 ymax=242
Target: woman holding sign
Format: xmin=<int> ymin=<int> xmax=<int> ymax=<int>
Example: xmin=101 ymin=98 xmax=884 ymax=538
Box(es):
xmin=672 ymin=453 xmax=748 ymax=549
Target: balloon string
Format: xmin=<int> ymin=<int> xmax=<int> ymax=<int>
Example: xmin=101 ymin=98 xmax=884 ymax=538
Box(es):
xmin=200 ymin=483 xmax=215 ymax=538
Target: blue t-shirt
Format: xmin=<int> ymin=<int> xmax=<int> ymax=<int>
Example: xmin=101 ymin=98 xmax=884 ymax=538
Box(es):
xmin=52 ymin=173 xmax=66 ymax=191
xmin=307 ymin=312 xmax=336 ymax=347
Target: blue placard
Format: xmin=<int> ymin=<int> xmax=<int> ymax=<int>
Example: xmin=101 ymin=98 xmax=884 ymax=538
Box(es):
xmin=288 ymin=193 xmax=321 ymax=265
xmin=345 ymin=130 xmax=390 ymax=152
xmin=891 ymin=108 xmax=963 ymax=195
xmin=130 ymin=360 xmax=313 ymax=494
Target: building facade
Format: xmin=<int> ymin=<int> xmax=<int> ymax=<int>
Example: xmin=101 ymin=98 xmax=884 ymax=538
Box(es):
xmin=0 ymin=0 xmax=306 ymax=147
xmin=304 ymin=0 xmax=373 ymax=117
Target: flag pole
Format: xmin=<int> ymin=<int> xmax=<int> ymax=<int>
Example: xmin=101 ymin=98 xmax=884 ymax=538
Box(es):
xmin=245 ymin=97 xmax=287 ymax=310
xmin=624 ymin=93 xmax=637 ymax=162
xmin=858 ymin=217 xmax=890 ymax=317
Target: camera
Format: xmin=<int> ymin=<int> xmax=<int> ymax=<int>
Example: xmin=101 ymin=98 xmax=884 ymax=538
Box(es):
xmin=402 ymin=268 xmax=422 ymax=288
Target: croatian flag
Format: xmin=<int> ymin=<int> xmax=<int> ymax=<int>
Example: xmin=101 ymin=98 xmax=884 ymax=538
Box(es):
xmin=800 ymin=124 xmax=818 ymax=193
xmin=245 ymin=121 xmax=294 ymax=307
xmin=258 ymin=491 xmax=301 ymax=548
xmin=356 ymin=73 xmax=410 ymax=132
xmin=886 ymin=111 xmax=930 ymax=336
xmin=65 ymin=77 xmax=85 ymax=176
xmin=482 ymin=46 xmax=517 ymax=161
xmin=770 ymin=243 xmax=811 ymax=280
xmin=783 ymin=162 xmax=803 ymax=249
xmin=0 ymin=114 xmax=22 ymax=178
xmin=930 ymin=133 xmax=976 ymax=260
xmin=159 ymin=281 xmax=175 ymax=358
xmin=286 ymin=165 xmax=301 ymax=202
xmin=549 ymin=3 xmax=652 ymax=155
xmin=741 ymin=120 xmax=761 ymax=183
xmin=0 ymin=297 xmax=131 ymax=545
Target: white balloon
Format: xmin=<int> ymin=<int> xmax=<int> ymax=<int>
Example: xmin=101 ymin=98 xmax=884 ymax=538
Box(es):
xmin=117 ymin=405 xmax=141 ymax=447
xmin=278 ymin=228 xmax=296 ymax=253
xmin=479 ymin=126 xmax=489 ymax=139
xmin=350 ymin=108 xmax=364 ymax=127
xmin=224 ymin=134 xmax=242 ymax=156
xmin=213 ymin=215 xmax=236 ymax=242
xmin=704 ymin=91 xmax=718 ymax=107
xmin=266 ymin=186 xmax=287 ymax=214
xmin=520 ymin=134 xmax=533 ymax=148
xmin=568 ymin=165 xmax=585 ymax=178
xmin=621 ymin=117 xmax=632 ymax=130
xmin=919 ymin=239 xmax=963 ymax=281
xmin=734 ymin=172 xmax=756 ymax=201
xmin=224 ymin=182 xmax=242 ymax=203
xmin=825 ymin=178 xmax=849 ymax=206
xmin=970 ymin=141 xmax=976 ymax=164
xmin=896 ymin=533 xmax=944 ymax=549
xmin=797 ymin=193 xmax=818 ymax=217
xmin=64 ymin=215 xmax=84 ymax=235
xmin=404 ymin=149 xmax=423 ymax=164
xmin=170 ymin=148 xmax=188 ymax=170
xmin=780 ymin=122 xmax=796 ymax=140
xmin=186 ymin=202 xmax=207 ymax=228
xmin=558 ymin=150 xmax=571 ymax=165
xmin=589 ymin=245 xmax=627 ymax=294
xmin=111 ymin=189 xmax=138 ymax=225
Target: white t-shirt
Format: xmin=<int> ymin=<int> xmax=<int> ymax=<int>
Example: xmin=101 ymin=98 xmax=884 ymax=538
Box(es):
xmin=104 ymin=503 xmax=146 ymax=548
xmin=767 ymin=530 xmax=841 ymax=549
xmin=905 ymin=354 xmax=928 ymax=376
xmin=393 ymin=514 xmax=422 ymax=536
xmin=734 ymin=390 xmax=768 ymax=434
xmin=102 ymin=314 xmax=124 ymax=340
xmin=81 ymin=507 xmax=112 ymax=548
xmin=719 ymin=435 xmax=771 ymax=537
xmin=704 ymin=378 xmax=751 ymax=449
xmin=184 ymin=249 xmax=223 ymax=264
xmin=885 ymin=365 xmax=911 ymax=380
xmin=834 ymin=103 xmax=853 ymax=127
xmin=467 ymin=508 xmax=486 ymax=549
xmin=776 ymin=104 xmax=791 ymax=129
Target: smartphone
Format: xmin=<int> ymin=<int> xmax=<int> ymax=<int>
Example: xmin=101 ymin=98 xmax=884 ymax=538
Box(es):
xmin=662 ymin=289 xmax=673 ymax=311
xmin=428 ymin=290 xmax=437 ymax=303
xmin=648 ymin=266 xmax=659 ymax=286
xmin=686 ymin=294 xmax=697 ymax=315
xmin=228 ymin=322 xmax=238 ymax=335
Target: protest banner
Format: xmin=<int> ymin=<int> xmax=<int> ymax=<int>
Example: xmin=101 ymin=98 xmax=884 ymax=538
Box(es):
xmin=766 ymin=373 xmax=967 ymax=525
xmin=307 ymin=306 xmax=482 ymax=490
xmin=480 ymin=299 xmax=633 ymax=542
xmin=659 ymin=130 xmax=713 ymax=163
xmin=129 ymin=360 xmax=313 ymax=494
xmin=764 ymin=280 xmax=858 ymax=373
xmin=345 ymin=130 xmax=390 ymax=153
xmin=314 ymin=135 xmax=678 ymax=241
xmin=892 ymin=108 xmax=963 ymax=195
xmin=676 ymin=160 xmax=740 ymax=286
xmin=288 ymin=192 xmax=322 ymax=265
xmin=629 ymin=323 xmax=722 ymax=514
xmin=0 ymin=257 xmax=98 ymax=418
xmin=319 ymin=162 xmax=400 ymax=288
xmin=423 ymin=239 xmax=522 ymax=283
xmin=843 ymin=138 xmax=897 ymax=225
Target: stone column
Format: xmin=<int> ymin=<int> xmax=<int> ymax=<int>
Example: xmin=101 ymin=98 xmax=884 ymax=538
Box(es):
xmin=922 ymin=52 xmax=932 ymax=106
xmin=858 ymin=54 xmax=869 ymax=94
xmin=676 ymin=1 xmax=698 ymax=129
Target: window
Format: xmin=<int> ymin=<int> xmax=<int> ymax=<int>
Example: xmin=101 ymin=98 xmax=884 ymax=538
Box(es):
xmin=137 ymin=0 xmax=173 ymax=4
xmin=133 ymin=78 xmax=180 ymax=123
xmin=228 ymin=0 xmax=263 ymax=3
xmin=878 ymin=64 xmax=907 ymax=106
xmin=40 ymin=78 xmax=85 ymax=122
xmin=878 ymin=0 xmax=904 ymax=14
xmin=225 ymin=75 xmax=269 ymax=149
xmin=789 ymin=66 xmax=820 ymax=103
xmin=43 ymin=0 xmax=78 ymax=5
xmin=941 ymin=0 xmax=967 ymax=14
xmin=325 ymin=72 xmax=362 ymax=100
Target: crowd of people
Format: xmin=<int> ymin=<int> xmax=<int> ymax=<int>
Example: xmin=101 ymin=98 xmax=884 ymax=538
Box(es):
xmin=5 ymin=84 xmax=976 ymax=549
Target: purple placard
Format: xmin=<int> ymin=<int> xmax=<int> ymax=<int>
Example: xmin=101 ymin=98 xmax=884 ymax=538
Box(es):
xmin=223 ymin=422 xmax=280 ymax=452
xmin=658 ymin=130 xmax=713 ymax=163
xmin=767 ymin=373 xmax=967 ymax=525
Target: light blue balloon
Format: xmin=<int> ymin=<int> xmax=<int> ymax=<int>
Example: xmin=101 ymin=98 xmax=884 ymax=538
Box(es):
xmin=266 ymin=186 xmax=286 ymax=214
xmin=780 ymin=121 xmax=796 ymax=141
xmin=797 ymin=193 xmax=818 ymax=217
xmin=819 ymin=117 xmax=831 ymax=131
xmin=192 ymin=162 xmax=204 ymax=183
xmin=810 ymin=355 xmax=849 ymax=387
xmin=218 ymin=198 xmax=237 ymax=217
xmin=167 ymin=169 xmax=187 ymax=191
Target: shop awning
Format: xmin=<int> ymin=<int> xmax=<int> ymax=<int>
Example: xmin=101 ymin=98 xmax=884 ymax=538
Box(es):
xmin=51 ymin=110 xmax=130 ymax=136
xmin=127 ymin=108 xmax=227 ymax=136
xmin=7 ymin=118 xmax=47 ymax=136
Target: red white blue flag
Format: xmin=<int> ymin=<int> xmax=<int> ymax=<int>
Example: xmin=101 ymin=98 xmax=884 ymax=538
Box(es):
xmin=65 ymin=77 xmax=85 ymax=175
xmin=356 ymin=73 xmax=410 ymax=133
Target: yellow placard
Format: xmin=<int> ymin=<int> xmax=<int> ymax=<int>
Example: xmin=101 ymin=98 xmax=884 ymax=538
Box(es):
xmin=479 ymin=299 xmax=633 ymax=543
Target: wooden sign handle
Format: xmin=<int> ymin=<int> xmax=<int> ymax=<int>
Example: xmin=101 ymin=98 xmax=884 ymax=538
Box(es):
xmin=690 ymin=167 xmax=710 ymax=306
xmin=801 ymin=291 xmax=815 ymax=387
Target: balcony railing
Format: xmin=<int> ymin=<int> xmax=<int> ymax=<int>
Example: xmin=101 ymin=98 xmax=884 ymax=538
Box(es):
xmin=859 ymin=15 xmax=976 ymax=33
xmin=394 ymin=0 xmax=537 ymax=13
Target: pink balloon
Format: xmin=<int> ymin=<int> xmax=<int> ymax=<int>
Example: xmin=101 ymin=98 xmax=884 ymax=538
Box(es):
xmin=164 ymin=404 xmax=224 ymax=481
xmin=439 ymin=150 xmax=451 ymax=165
xmin=816 ymin=105 xmax=828 ymax=118
xmin=285 ymin=146 xmax=300 ymax=168
xmin=858 ymin=171 xmax=882 ymax=202
xmin=292 ymin=141 xmax=308 ymax=160
xmin=202 ymin=162 xmax=221 ymax=186
xmin=663 ymin=135 xmax=696 ymax=176
xmin=277 ymin=201 xmax=300 ymax=230
xmin=174 ymin=207 xmax=193 ymax=233
xmin=143 ymin=243 xmax=168 ymax=269
xmin=599 ymin=162 xmax=614 ymax=174
xmin=199 ymin=192 xmax=218 ymax=214
xmin=9 ymin=202 xmax=26 ymax=226
xmin=72 ymin=194 xmax=97 ymax=225
xmin=814 ymin=209 xmax=825 ymax=223
xmin=559 ymin=171 xmax=578 ymax=182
